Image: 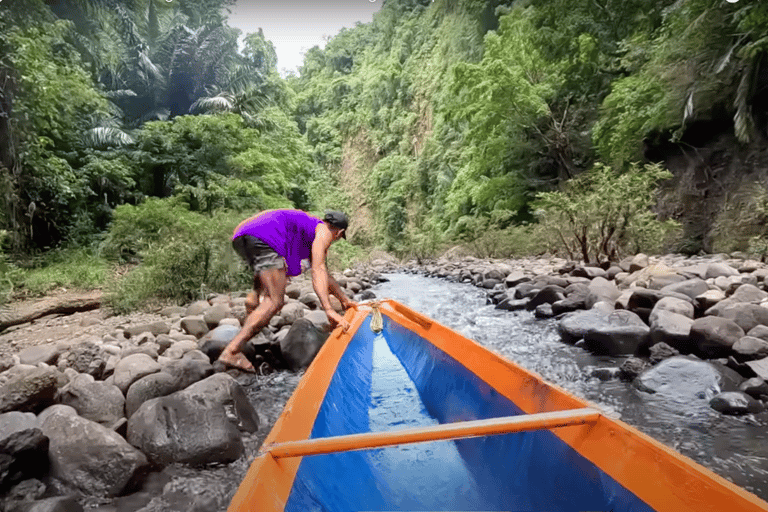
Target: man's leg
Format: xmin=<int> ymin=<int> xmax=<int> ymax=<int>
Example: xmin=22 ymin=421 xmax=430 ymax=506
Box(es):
xmin=218 ymin=267 xmax=287 ymax=371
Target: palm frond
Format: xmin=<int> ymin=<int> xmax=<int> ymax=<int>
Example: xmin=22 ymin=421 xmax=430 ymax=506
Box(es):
xmin=83 ymin=127 xmax=135 ymax=149
xmin=190 ymin=95 xmax=234 ymax=113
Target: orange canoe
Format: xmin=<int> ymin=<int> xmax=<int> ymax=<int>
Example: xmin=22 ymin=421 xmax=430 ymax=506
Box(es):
xmin=230 ymin=299 xmax=768 ymax=512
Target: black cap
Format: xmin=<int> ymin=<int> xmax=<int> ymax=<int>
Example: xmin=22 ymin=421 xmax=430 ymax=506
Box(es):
xmin=323 ymin=211 xmax=348 ymax=238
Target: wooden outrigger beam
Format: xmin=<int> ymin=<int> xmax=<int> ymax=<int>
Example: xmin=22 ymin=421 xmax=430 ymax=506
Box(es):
xmin=265 ymin=408 xmax=600 ymax=459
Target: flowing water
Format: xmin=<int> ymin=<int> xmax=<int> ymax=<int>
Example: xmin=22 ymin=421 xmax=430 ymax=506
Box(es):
xmin=86 ymin=272 xmax=768 ymax=510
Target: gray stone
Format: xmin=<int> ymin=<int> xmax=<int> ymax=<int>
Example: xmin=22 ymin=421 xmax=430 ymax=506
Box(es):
xmin=185 ymin=301 xmax=210 ymax=316
xmin=619 ymin=357 xmax=648 ymax=381
xmin=180 ymin=316 xmax=209 ymax=338
xmin=113 ymin=354 xmax=162 ymax=394
xmin=650 ymin=296 xmax=694 ymax=321
xmin=708 ymin=303 xmax=768 ymax=333
xmin=163 ymin=339 xmax=199 ymax=360
xmin=123 ymin=321 xmax=170 ymax=338
xmin=280 ymin=318 xmax=330 ymax=371
xmin=746 ymin=357 xmax=768 ymax=380
xmin=0 ymin=412 xmax=37 ymax=442
xmin=526 ymin=285 xmax=566 ymax=311
xmin=571 ymin=266 xmax=607 ymax=279
xmin=634 ymin=356 xmax=721 ymax=401
xmin=0 ymin=428 xmax=49 ymax=489
xmin=706 ymin=262 xmax=740 ymax=279
xmin=504 ymin=271 xmax=530 ymax=288
xmin=57 ymin=373 xmax=125 ymax=426
xmin=747 ymin=324 xmax=768 ymax=342
xmin=495 ymin=297 xmax=529 ymax=311
xmin=695 ymin=289 xmax=726 ymax=311
xmin=18 ymin=345 xmax=63 ymax=366
xmin=585 ymin=277 xmax=620 ymax=309
xmin=127 ymin=374 xmax=258 ymax=466
xmin=709 ymin=392 xmax=764 ymax=415
xmin=303 ymin=310 xmax=331 ymax=331
xmin=733 ymin=336 xmax=768 ymax=362
xmin=161 ymin=356 xmax=214 ymax=390
xmin=690 ymin=316 xmax=745 ymax=358
xmin=649 ymin=342 xmax=680 ymax=364
xmin=203 ymin=304 xmax=231 ymax=330
xmin=729 ymin=284 xmax=768 ymax=303
xmin=40 ymin=405 xmax=149 ymax=496
xmin=198 ymin=324 xmax=241 ymax=362
xmin=659 ymin=278 xmax=709 ymax=300
xmin=534 ymin=303 xmax=555 ymax=319
xmin=583 ymin=310 xmax=650 ymax=355
xmin=739 ymin=378 xmax=768 ymax=400
xmin=57 ymin=341 xmax=106 ymax=379
xmin=649 ymin=310 xmax=694 ymax=353
xmin=160 ymin=306 xmax=185 ymax=317
xmin=557 ymin=305 xmax=613 ymax=343
xmin=7 ymin=496 xmax=84 ymax=512
xmin=125 ymin=372 xmax=180 ymax=418
xmin=0 ymin=367 xmax=59 ymax=414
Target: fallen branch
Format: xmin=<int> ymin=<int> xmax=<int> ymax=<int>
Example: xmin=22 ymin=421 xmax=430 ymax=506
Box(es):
xmin=0 ymin=291 xmax=103 ymax=332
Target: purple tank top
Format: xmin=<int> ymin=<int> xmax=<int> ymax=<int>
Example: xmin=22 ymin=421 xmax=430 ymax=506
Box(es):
xmin=233 ymin=210 xmax=322 ymax=276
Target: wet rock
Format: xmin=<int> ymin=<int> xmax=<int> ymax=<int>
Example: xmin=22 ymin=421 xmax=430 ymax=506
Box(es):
xmin=534 ymin=303 xmax=555 ymax=319
xmin=634 ymin=356 xmax=721 ymax=401
xmin=709 ymin=392 xmax=764 ymax=415
xmin=590 ymin=367 xmax=620 ymax=381
xmin=0 ymin=367 xmax=59 ymax=414
xmin=619 ymin=357 xmax=648 ymax=381
xmin=690 ymin=316 xmax=744 ymax=358
xmin=526 ymin=285 xmax=565 ymax=311
xmin=280 ymin=319 xmax=330 ymax=371
xmin=649 ymin=342 xmax=680 ymax=364
xmin=557 ymin=305 xmax=613 ymax=343
xmin=127 ymin=374 xmax=258 ymax=466
xmin=739 ymin=378 xmax=768 ymax=400
xmin=40 ymin=405 xmax=149 ymax=497
xmin=495 ymin=297 xmax=529 ymax=311
xmin=57 ymin=373 xmax=125 ymax=427
xmin=113 ymin=354 xmax=162 ymax=394
xmin=582 ymin=310 xmax=650 ymax=356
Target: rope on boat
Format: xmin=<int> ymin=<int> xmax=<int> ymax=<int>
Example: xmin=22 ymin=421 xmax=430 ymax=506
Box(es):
xmin=370 ymin=301 xmax=383 ymax=333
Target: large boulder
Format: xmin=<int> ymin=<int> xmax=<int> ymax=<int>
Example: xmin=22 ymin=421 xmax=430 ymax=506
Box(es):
xmin=584 ymin=277 xmax=620 ymax=309
xmin=125 ymin=372 xmax=180 ymax=418
xmin=557 ymin=304 xmax=614 ymax=343
xmin=280 ymin=318 xmax=330 ymax=371
xmin=127 ymin=374 xmax=259 ymax=466
xmin=659 ymin=278 xmax=709 ymax=300
xmin=39 ymin=405 xmax=149 ymax=497
xmin=57 ymin=373 xmax=125 ymax=427
xmin=649 ymin=310 xmax=694 ymax=352
xmin=707 ymin=303 xmax=768 ymax=333
xmin=0 ymin=412 xmax=37 ymax=441
xmin=525 ymin=285 xmax=566 ymax=311
xmin=634 ymin=356 xmax=722 ymax=401
xmin=0 ymin=367 xmax=59 ymax=414
xmin=689 ymin=316 xmax=745 ymax=358
xmin=0 ymin=428 xmax=49 ymax=490
xmin=582 ymin=310 xmax=650 ymax=356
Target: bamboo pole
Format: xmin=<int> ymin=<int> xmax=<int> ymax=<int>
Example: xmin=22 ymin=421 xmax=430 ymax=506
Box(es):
xmin=265 ymin=408 xmax=600 ymax=459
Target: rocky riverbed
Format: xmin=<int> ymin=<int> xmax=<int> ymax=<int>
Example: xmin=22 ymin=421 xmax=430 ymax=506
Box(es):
xmin=2 ymin=251 xmax=768 ymax=510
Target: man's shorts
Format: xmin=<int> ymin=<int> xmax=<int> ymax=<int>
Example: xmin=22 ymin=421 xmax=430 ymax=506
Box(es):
xmin=232 ymin=235 xmax=285 ymax=275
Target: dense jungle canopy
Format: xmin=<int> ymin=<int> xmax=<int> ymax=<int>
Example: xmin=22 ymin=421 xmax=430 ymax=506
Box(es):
xmin=2 ymin=0 xmax=768 ymax=306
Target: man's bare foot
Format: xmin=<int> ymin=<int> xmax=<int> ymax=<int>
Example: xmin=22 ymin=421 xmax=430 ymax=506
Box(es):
xmin=217 ymin=350 xmax=256 ymax=373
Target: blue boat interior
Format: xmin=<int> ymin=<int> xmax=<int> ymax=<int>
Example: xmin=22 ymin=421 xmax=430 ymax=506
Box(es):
xmin=284 ymin=314 xmax=656 ymax=512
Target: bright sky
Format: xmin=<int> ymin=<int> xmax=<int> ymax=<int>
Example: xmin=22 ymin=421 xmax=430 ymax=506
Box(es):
xmin=227 ymin=0 xmax=383 ymax=76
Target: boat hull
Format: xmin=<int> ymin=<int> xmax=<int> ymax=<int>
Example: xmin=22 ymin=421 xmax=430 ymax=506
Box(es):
xmin=229 ymin=300 xmax=768 ymax=512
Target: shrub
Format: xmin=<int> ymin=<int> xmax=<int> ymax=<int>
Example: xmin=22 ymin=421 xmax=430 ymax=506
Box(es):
xmin=710 ymin=183 xmax=768 ymax=256
xmin=532 ymin=162 xmax=680 ymax=263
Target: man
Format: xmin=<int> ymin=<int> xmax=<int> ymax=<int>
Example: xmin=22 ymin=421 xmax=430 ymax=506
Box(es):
xmin=218 ymin=209 xmax=357 ymax=372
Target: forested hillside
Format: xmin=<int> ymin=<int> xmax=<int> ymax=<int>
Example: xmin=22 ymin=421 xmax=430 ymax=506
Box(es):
xmin=2 ymin=0 xmax=768 ymax=307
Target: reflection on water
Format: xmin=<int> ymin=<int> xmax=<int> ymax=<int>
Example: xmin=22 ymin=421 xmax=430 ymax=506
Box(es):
xmin=367 ymin=333 xmax=485 ymax=508
xmin=373 ymin=273 xmax=768 ymax=500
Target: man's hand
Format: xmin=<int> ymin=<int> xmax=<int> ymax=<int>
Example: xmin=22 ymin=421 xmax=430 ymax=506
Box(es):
xmin=326 ymin=309 xmax=351 ymax=332
xmin=342 ymin=299 xmax=359 ymax=311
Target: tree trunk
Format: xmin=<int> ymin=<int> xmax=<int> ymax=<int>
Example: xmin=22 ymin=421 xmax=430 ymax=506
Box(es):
xmin=0 ymin=291 xmax=102 ymax=332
